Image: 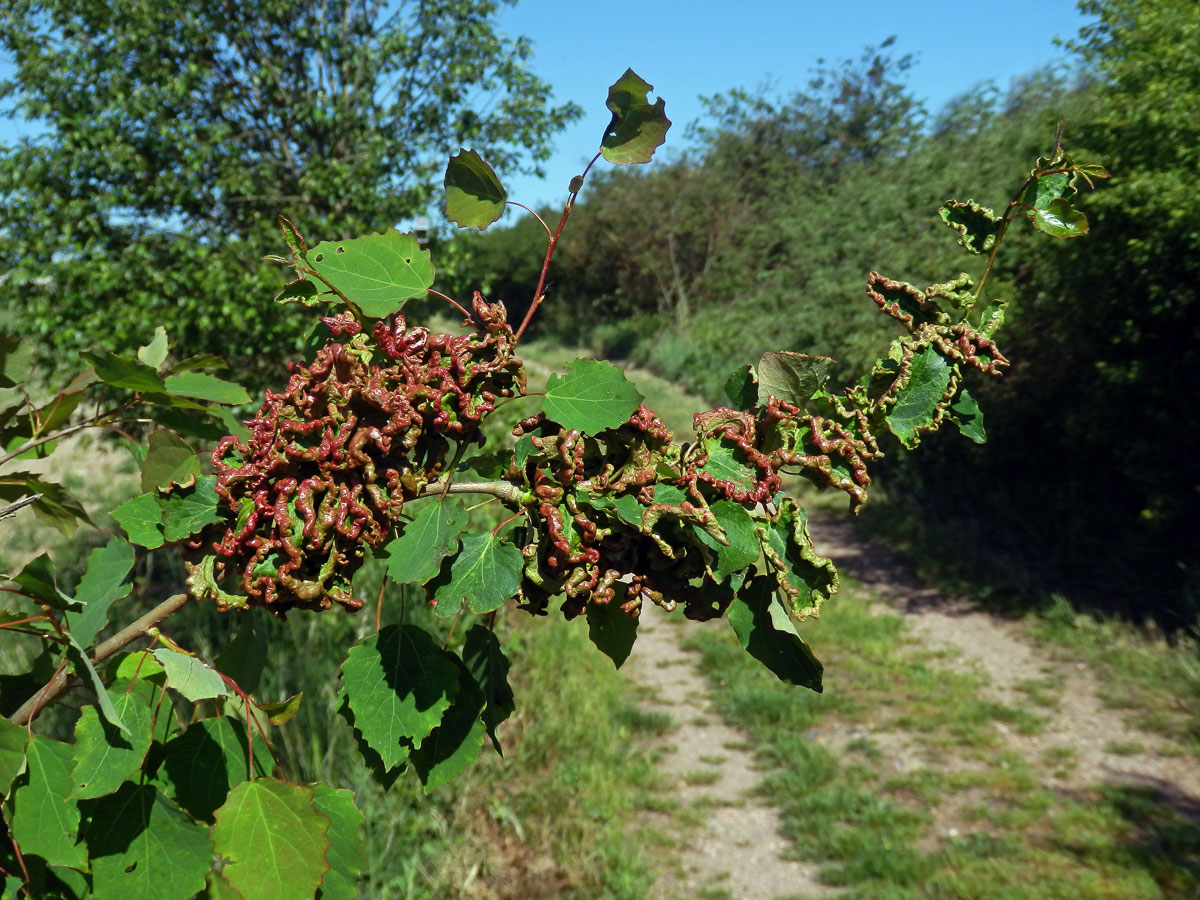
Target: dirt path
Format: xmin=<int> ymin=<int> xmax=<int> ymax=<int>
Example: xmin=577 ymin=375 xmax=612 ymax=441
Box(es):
xmin=624 ymin=604 xmax=832 ymax=900
xmin=623 ymin=511 xmax=1200 ymax=900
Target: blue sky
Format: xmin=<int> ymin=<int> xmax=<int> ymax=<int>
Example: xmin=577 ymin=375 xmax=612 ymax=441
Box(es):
xmin=0 ymin=1 xmax=1091 ymax=218
xmin=497 ymin=0 xmax=1092 ymax=208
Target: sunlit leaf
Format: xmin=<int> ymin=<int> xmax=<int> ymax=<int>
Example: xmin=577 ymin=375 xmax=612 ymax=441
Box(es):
xmin=163 ymin=372 xmax=250 ymax=406
xmin=156 ymin=718 xmax=271 ymax=822
xmin=80 ymin=349 xmax=166 ymax=393
xmin=543 ymin=358 xmax=643 ymax=434
xmin=211 ymin=779 xmax=331 ymax=900
xmin=136 ymin=326 xmax=169 ymax=369
xmin=600 ymin=68 xmax=671 ymax=165
xmin=66 ymin=537 xmax=135 ymax=648
xmin=309 ymin=230 xmax=434 ymax=318
xmin=159 ymin=475 xmax=224 ymax=541
xmin=0 ymin=717 xmax=29 ymax=798
xmin=338 ymin=624 xmax=460 ymax=771
xmin=409 ymin=656 xmax=485 ymax=792
xmin=445 ymin=149 xmax=508 ymax=230
xmin=152 ymin=647 xmax=229 ymax=703
xmin=885 ymin=345 xmax=953 ymax=448
xmin=112 ymin=493 xmax=165 ymax=549
xmin=431 ymin=531 xmax=523 ymax=615
xmin=69 ymin=690 xmax=152 ymax=800
xmin=141 ymin=430 xmax=200 ymax=492
xmin=311 ymin=783 xmax=365 ymax=900
xmin=385 ymin=498 xmax=468 ymax=585
xmin=939 ymin=199 xmax=1001 ymax=254
xmin=9 ymin=735 xmax=87 ymax=869
xmin=257 ymin=693 xmax=303 ymax=725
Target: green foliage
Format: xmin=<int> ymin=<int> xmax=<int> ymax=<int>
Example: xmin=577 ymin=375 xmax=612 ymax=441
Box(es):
xmin=0 ymin=0 xmax=580 ymax=377
xmin=0 ymin=62 xmax=1092 ymax=899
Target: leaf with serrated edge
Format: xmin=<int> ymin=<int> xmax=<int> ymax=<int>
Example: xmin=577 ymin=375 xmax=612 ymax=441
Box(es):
xmin=543 ymin=359 xmax=644 ymax=434
xmin=1026 ymin=197 xmax=1089 ymax=238
xmin=445 ymin=149 xmax=508 ymax=230
xmin=211 ymin=779 xmax=331 ymax=900
xmin=137 ymin=326 xmax=168 ymax=368
xmin=311 ymin=784 xmax=365 ymax=900
xmin=695 ymin=500 xmax=759 ymax=579
xmin=163 ymin=372 xmax=250 ymax=405
xmin=586 ymin=601 xmax=639 ymax=669
xmin=600 ymin=68 xmax=671 ymax=165
xmin=939 ymin=199 xmax=1001 ymax=254
xmin=433 ymin=532 xmax=523 ymax=615
xmin=385 ymin=498 xmax=468 ymax=585
xmin=66 ymin=537 xmax=135 ymax=647
xmin=338 ymin=624 xmax=460 ymax=771
xmin=409 ymin=656 xmax=485 ymax=792
xmin=112 ymin=494 xmax=165 ymax=549
xmin=462 ymin=625 xmax=515 ymax=753
xmin=258 ymin=693 xmax=303 ymax=725
xmin=885 ymin=346 xmax=953 ymax=448
xmin=309 ymin=230 xmax=434 ymax=318
xmin=8 ymin=552 xmax=76 ymax=609
xmin=81 ymin=782 xmax=211 ymax=900
xmin=152 ymin=647 xmax=229 ymax=702
xmin=723 ymin=364 xmax=758 ymax=410
xmin=728 ymin=579 xmax=823 ymax=691
xmin=159 ymin=475 xmax=224 ymax=541
xmin=156 ymin=718 xmax=271 ymax=822
xmin=0 ymin=717 xmax=28 ymax=797
xmin=949 ymin=388 xmax=987 ymax=444
xmin=757 ymin=352 xmax=834 ymax=406
xmin=69 ymin=690 xmax=152 ymax=800
xmin=10 ymin=736 xmax=88 ymax=869
xmin=141 ymin=429 xmax=200 ymax=492
xmin=80 ymin=349 xmax=166 ymax=393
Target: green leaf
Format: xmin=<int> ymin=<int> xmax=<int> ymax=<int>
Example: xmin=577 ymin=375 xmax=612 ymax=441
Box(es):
xmin=274 ymin=277 xmax=322 ymax=306
xmin=761 ymin=496 xmax=838 ymax=623
xmin=600 ymin=68 xmax=671 ymax=165
xmin=695 ymin=500 xmax=759 ymax=579
xmin=163 ymin=372 xmax=251 ymax=406
xmin=257 ymin=693 xmax=303 ymax=725
xmin=66 ymin=537 xmax=135 ymax=647
xmin=211 ymin=779 xmax=331 ymax=900
xmin=0 ymin=336 xmax=34 ymax=388
xmin=385 ymin=498 xmax=468 ymax=585
xmin=311 ymin=784 xmax=365 ymax=900
xmin=309 ymin=230 xmax=434 ymax=318
xmin=113 ymin=492 xmax=166 ymax=548
xmin=885 ymin=345 xmax=953 ymax=448
xmin=699 ymin=436 xmax=757 ymax=495
xmin=728 ymin=579 xmax=823 ymax=691
xmin=723 ymin=364 xmax=758 ymax=410
xmin=432 ymin=531 xmax=523 ymax=615
xmin=462 ymin=625 xmax=515 ymax=754
xmin=214 ymin=620 xmax=269 ymax=694
xmin=157 ymin=718 xmax=271 ymax=822
xmin=9 ymin=735 xmax=87 ymax=869
xmin=66 ymin=633 xmax=129 ymax=733
xmin=338 ymin=624 xmax=460 ymax=771
xmin=151 ymin=647 xmax=230 ymax=702
xmin=757 ymin=352 xmax=834 ymax=406
xmin=409 ymin=656 xmax=485 ymax=792
xmin=585 ymin=601 xmax=639 ymax=669
xmin=444 ymin=149 xmax=508 ymax=230
xmin=136 ymin=326 xmax=169 ymax=369
xmin=80 ymin=349 xmax=166 ymax=393
xmin=167 ymin=354 xmax=228 ymax=373
xmin=1025 ymin=197 xmax=1089 ymax=238
xmin=159 ymin=475 xmax=224 ymax=541
xmin=0 ymin=473 xmax=93 ymax=536
xmin=939 ymin=199 xmax=1001 ymax=254
xmin=34 ymin=387 xmax=85 ymax=437
xmin=81 ymin=783 xmax=211 ymax=900
xmin=141 ymin=430 xmax=200 ymax=492
xmin=8 ymin=552 xmax=76 ymax=610
xmin=0 ymin=717 xmax=29 ymax=798
xmin=949 ymin=388 xmax=987 ymax=444
xmin=69 ymin=690 xmax=153 ymax=800
xmin=543 ymin=358 xmax=644 ymax=434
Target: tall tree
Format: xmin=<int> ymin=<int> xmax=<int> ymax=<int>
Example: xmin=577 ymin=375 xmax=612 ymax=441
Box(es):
xmin=0 ymin=0 xmax=579 ymax=373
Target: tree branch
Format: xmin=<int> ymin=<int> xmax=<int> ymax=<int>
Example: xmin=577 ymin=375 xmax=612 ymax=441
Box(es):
xmin=9 ymin=593 xmax=191 ymax=728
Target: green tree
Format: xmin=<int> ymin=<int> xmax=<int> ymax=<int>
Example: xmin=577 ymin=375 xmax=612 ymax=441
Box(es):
xmin=0 ymin=0 xmax=579 ymax=377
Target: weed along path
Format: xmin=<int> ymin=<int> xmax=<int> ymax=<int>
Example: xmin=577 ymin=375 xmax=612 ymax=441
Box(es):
xmin=624 ymin=605 xmax=833 ymax=900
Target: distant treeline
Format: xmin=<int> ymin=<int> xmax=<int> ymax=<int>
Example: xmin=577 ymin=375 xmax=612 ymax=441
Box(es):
xmin=442 ymin=1 xmax=1199 ymax=626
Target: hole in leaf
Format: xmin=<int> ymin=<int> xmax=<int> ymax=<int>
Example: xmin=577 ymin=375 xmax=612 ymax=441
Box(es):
xmin=336 ymin=246 xmax=345 ymax=254
xmin=125 ymin=862 xmax=138 ymax=873
xmin=314 ymin=253 xmax=324 ymax=262
xmin=405 ymin=257 xmax=411 ymax=264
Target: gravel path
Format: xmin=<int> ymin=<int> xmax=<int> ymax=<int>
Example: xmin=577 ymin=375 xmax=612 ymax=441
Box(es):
xmin=623 ymin=510 xmax=1200 ymax=900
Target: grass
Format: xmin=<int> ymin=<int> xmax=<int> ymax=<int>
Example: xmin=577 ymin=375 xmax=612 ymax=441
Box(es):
xmin=684 ymin=578 xmax=1200 ymax=899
